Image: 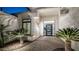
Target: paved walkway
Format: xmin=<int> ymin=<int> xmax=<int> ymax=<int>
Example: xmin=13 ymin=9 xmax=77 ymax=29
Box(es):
xmin=14 ymin=36 xmax=64 ymax=51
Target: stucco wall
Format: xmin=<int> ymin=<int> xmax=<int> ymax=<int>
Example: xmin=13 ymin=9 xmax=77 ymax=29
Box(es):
xmin=59 ymin=7 xmax=79 ymax=29
xmin=0 ymin=13 xmax=19 ymax=31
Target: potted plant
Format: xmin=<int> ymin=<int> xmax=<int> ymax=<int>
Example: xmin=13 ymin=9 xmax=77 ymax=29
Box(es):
xmin=56 ymin=28 xmax=79 ymax=51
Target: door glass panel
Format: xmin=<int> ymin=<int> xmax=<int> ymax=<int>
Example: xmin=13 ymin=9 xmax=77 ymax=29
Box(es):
xmin=26 ymin=23 xmax=31 ymax=34
xmin=23 ymin=22 xmax=31 ymax=35
xmin=44 ymin=24 xmax=53 ymax=36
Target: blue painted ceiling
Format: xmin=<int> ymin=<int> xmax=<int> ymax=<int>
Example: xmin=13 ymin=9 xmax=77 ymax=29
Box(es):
xmin=0 ymin=7 xmax=30 ymax=14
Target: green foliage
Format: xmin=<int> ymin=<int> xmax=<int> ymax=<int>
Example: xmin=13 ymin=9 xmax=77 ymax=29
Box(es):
xmin=0 ymin=38 xmax=4 ymax=47
xmin=11 ymin=29 xmax=25 ymax=35
xmin=56 ymin=28 xmax=79 ymax=41
xmin=0 ymin=24 xmax=9 ymax=47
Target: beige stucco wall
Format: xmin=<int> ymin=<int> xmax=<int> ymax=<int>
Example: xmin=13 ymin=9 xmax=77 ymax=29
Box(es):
xmin=31 ymin=16 xmax=40 ymax=36
xmin=59 ymin=7 xmax=79 ymax=29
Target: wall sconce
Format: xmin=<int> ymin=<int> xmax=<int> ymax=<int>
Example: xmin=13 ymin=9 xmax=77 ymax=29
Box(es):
xmin=60 ymin=7 xmax=69 ymax=15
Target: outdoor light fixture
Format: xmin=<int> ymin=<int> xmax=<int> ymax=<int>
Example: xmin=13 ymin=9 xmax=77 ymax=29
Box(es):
xmin=44 ymin=21 xmax=55 ymax=24
xmin=60 ymin=7 xmax=69 ymax=15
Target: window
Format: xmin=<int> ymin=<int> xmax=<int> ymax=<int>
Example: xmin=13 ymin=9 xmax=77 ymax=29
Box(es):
xmin=22 ymin=16 xmax=31 ymax=35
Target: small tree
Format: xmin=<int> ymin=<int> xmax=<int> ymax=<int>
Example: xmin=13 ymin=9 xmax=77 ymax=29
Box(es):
xmin=56 ymin=28 xmax=79 ymax=51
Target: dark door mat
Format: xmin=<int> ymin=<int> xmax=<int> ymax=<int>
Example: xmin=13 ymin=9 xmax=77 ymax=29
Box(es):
xmin=53 ymin=48 xmax=74 ymax=51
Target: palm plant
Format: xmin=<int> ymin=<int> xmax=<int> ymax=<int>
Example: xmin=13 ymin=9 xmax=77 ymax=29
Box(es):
xmin=56 ymin=28 xmax=79 ymax=51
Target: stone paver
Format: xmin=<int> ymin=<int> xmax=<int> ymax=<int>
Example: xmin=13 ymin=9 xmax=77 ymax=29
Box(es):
xmin=15 ymin=36 xmax=64 ymax=51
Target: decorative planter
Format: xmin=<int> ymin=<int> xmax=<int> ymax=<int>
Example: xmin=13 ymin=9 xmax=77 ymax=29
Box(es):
xmin=71 ymin=40 xmax=79 ymax=51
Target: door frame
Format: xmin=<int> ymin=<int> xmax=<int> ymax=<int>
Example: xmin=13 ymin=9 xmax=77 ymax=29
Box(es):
xmin=46 ymin=24 xmax=53 ymax=36
xmin=43 ymin=23 xmax=55 ymax=36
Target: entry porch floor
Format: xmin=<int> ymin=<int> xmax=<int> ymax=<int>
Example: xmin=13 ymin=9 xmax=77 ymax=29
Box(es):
xmin=0 ymin=36 xmax=65 ymax=51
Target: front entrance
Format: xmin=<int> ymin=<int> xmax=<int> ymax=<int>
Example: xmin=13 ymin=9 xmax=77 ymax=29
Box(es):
xmin=44 ymin=24 xmax=53 ymax=36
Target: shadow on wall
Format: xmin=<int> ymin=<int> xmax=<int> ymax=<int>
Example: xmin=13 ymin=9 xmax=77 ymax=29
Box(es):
xmin=0 ymin=13 xmax=19 ymax=31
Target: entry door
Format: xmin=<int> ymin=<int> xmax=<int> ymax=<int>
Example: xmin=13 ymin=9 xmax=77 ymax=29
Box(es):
xmin=44 ymin=24 xmax=53 ymax=36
